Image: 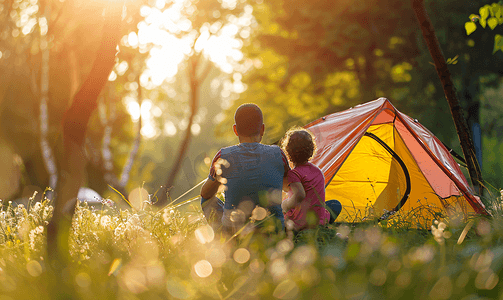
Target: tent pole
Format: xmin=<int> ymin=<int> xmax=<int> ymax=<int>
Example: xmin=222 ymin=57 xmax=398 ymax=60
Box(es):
xmin=411 ymin=0 xmax=483 ymax=194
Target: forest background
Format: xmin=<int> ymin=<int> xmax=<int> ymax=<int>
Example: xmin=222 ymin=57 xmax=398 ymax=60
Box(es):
xmin=1 ymin=0 xmax=502 ymax=205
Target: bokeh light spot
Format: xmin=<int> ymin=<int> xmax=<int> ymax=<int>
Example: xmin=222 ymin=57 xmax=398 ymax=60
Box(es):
xmin=26 ymin=260 xmax=42 ymax=277
xmin=123 ymin=268 xmax=147 ymax=294
xmin=166 ymin=278 xmax=192 ymax=299
xmin=251 ymin=206 xmax=267 ymax=221
xmin=194 ymin=260 xmax=213 ymax=278
xmin=291 ymin=245 xmax=317 ymax=266
xmin=369 ymin=268 xmax=387 ymax=286
xmin=233 ymin=248 xmax=250 ymax=264
xmin=249 ymin=258 xmax=265 ymax=274
xmin=206 ymin=247 xmax=227 ymax=267
xmin=195 ymin=224 xmax=215 ymax=244
xmin=128 ymin=187 xmax=149 ymax=211
xmin=276 ymin=239 xmax=294 ymax=255
xmin=75 ymin=272 xmax=91 ymax=288
xmin=273 ymin=279 xmax=299 ymax=299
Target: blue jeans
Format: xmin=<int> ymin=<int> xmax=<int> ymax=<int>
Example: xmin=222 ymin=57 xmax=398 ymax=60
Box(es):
xmin=325 ymin=200 xmax=342 ymax=224
xmin=201 ymin=196 xmax=284 ymax=231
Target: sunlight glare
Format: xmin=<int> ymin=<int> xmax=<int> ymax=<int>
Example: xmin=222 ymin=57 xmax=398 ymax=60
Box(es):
xmin=194 ymin=30 xmax=210 ymax=53
xmin=140 ymin=5 xmax=151 ymax=17
xmin=190 ymin=124 xmax=201 ymax=136
xmin=221 ymin=0 xmax=237 ymax=10
xmin=152 ymin=106 xmax=162 ymax=117
xmin=145 ymin=8 xmax=163 ymax=26
xmin=141 ymin=100 xmax=152 ymax=119
xmin=155 ymin=0 xmax=165 ymax=10
xmin=126 ymin=99 xmax=140 ymax=121
xmin=141 ymin=124 xmax=157 ymax=139
xmin=128 ymin=32 xmax=138 ymax=48
xmin=108 ymin=71 xmax=117 ymax=81
xmin=164 ymin=121 xmax=177 ymax=136
xmin=116 ymin=61 xmax=128 ymax=76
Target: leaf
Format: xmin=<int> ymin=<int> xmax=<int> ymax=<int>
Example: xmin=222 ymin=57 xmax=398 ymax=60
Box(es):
xmin=495 ymin=34 xmax=503 ymax=48
xmin=447 ymin=55 xmax=459 ymax=65
xmin=108 ymin=184 xmax=132 ymax=208
xmin=493 ymin=34 xmax=503 ymax=54
xmin=481 ymin=18 xmax=487 ymax=28
xmin=457 ymin=220 xmax=474 ymax=245
xmin=465 ymin=22 xmax=477 ymax=35
xmin=491 ymin=3 xmax=500 ymax=17
xmin=108 ymin=258 xmax=122 ymax=276
xmin=480 ymin=5 xmax=490 ymax=20
xmin=488 ymin=17 xmax=498 ymax=29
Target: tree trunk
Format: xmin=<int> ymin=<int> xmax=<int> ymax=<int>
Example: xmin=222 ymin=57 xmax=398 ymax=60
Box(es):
xmin=156 ymin=56 xmax=200 ymax=206
xmin=411 ymin=0 xmax=483 ymax=193
xmin=39 ymin=1 xmax=58 ymax=199
xmin=119 ymin=77 xmax=143 ymax=187
xmin=46 ymin=0 xmax=122 ymax=278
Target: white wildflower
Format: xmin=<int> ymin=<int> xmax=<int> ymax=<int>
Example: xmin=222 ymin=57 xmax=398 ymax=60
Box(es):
xmin=34 ymin=225 xmax=44 ymax=234
xmin=42 ymin=206 xmax=53 ymax=220
xmin=163 ymin=209 xmax=175 ymax=225
xmin=29 ymin=226 xmax=44 ymax=251
xmin=32 ymin=202 xmax=42 ymax=213
xmin=431 ymin=221 xmax=450 ymax=245
xmin=100 ymin=215 xmax=112 ymax=228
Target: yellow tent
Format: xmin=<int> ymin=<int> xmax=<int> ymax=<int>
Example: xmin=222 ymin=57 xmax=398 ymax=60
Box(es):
xmin=305 ymin=98 xmax=488 ymax=227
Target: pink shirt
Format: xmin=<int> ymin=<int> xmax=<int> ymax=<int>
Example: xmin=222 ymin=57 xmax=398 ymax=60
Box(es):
xmin=285 ymin=162 xmax=330 ymax=230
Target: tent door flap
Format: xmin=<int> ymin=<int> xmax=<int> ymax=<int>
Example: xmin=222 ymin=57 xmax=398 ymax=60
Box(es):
xmin=363 ymin=132 xmax=411 ymax=215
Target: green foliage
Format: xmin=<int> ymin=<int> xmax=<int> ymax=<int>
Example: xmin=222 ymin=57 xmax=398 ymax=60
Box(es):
xmin=466 ymin=3 xmax=503 ymax=53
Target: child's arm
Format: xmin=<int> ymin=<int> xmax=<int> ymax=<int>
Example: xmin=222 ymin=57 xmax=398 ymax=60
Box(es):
xmin=281 ymin=182 xmax=306 ymax=213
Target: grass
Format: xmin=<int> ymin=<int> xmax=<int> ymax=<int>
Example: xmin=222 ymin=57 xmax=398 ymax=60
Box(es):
xmin=1 ymin=191 xmax=503 ymax=299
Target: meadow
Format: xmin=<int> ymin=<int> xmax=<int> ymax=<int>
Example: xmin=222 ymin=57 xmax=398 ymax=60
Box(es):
xmin=1 ymin=191 xmax=503 ymax=300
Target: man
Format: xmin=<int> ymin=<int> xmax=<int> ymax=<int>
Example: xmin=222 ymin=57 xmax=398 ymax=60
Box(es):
xmin=200 ymin=103 xmax=289 ymax=232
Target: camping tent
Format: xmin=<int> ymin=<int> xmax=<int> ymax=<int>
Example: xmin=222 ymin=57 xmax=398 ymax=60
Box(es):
xmin=304 ymin=98 xmax=488 ymax=227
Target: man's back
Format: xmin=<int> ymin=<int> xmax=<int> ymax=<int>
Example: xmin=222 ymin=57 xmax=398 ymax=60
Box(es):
xmin=217 ymin=143 xmax=287 ymax=209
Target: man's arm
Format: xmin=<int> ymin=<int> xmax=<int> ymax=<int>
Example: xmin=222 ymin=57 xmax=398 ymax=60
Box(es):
xmin=201 ymin=178 xmax=221 ymax=200
xmin=200 ymin=150 xmax=222 ymax=200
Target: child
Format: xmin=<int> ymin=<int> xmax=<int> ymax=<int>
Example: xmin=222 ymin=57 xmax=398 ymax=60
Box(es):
xmin=281 ymin=127 xmax=330 ymax=231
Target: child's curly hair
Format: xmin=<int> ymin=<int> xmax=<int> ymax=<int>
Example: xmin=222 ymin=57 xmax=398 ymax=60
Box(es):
xmin=281 ymin=127 xmax=317 ymax=165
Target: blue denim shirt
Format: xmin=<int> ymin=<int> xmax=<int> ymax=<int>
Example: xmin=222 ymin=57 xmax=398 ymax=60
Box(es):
xmin=219 ymin=143 xmax=286 ymax=209
xmin=205 ymin=143 xmax=288 ymax=228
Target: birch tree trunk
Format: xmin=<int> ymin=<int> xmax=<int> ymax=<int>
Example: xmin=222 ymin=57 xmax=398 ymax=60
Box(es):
xmin=39 ymin=1 xmax=58 ymax=199
xmin=119 ymin=77 xmax=143 ymax=187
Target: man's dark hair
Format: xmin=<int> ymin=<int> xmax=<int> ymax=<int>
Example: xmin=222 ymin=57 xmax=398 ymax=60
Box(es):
xmin=234 ymin=103 xmax=263 ymax=136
